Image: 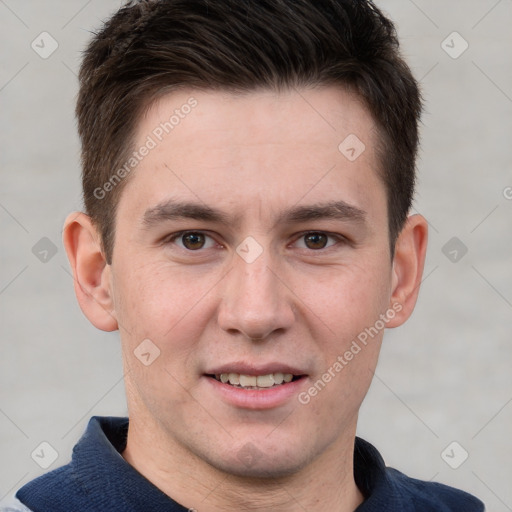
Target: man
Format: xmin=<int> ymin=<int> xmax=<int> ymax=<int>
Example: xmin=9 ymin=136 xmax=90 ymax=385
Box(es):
xmin=10 ymin=0 xmax=484 ymax=510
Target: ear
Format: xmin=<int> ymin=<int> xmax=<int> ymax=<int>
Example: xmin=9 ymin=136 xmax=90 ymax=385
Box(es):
xmin=386 ymin=214 xmax=428 ymax=328
xmin=62 ymin=212 xmax=118 ymax=332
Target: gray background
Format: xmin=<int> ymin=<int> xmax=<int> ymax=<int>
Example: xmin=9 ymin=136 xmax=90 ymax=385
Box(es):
xmin=1 ymin=0 xmax=511 ymax=509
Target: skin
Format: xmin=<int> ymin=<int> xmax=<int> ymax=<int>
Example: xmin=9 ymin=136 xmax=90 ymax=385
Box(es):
xmin=63 ymin=86 xmax=427 ymax=511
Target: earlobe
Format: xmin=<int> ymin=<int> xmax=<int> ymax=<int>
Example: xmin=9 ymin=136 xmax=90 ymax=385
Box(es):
xmin=62 ymin=212 xmax=118 ymax=332
xmin=386 ymin=214 xmax=428 ymax=328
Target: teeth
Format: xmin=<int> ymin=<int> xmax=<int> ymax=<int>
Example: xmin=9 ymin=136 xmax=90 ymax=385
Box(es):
xmin=216 ymin=372 xmax=295 ymax=389
xmin=273 ymin=372 xmax=284 ymax=385
xmin=239 ymin=375 xmax=257 ymax=387
xmin=228 ymin=372 xmax=240 ymax=385
xmin=256 ymin=375 xmax=274 ymax=388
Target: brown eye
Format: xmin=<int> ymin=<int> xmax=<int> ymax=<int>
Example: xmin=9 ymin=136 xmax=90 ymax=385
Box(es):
xmin=304 ymin=232 xmax=328 ymax=250
xmin=182 ymin=232 xmax=206 ymax=250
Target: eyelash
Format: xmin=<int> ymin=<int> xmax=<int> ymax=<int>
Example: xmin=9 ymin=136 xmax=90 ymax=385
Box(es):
xmin=166 ymin=231 xmax=220 ymax=251
xmin=292 ymin=231 xmax=346 ymax=250
xmin=165 ymin=230 xmax=348 ymax=252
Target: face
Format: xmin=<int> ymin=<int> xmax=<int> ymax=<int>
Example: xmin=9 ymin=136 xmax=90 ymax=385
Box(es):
xmin=109 ymin=86 xmax=396 ymax=477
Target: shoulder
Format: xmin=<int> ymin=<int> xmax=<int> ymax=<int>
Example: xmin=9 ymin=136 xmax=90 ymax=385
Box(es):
xmin=14 ymin=417 xmax=131 ymax=511
xmin=15 ymin=462 xmax=87 ymax=510
xmin=354 ymin=438 xmax=485 ymax=511
xmin=388 ymin=467 xmax=485 ymax=511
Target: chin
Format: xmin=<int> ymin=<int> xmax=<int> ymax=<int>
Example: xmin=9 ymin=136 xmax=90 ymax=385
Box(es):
xmin=204 ymin=444 xmax=314 ymax=480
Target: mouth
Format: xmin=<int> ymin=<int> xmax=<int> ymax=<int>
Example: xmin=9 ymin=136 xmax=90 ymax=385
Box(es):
xmin=203 ymin=365 xmax=308 ymax=409
xmin=206 ymin=372 xmax=304 ymax=390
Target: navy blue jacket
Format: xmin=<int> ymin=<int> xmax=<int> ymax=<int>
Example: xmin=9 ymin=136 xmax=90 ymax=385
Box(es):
xmin=15 ymin=416 xmax=484 ymax=511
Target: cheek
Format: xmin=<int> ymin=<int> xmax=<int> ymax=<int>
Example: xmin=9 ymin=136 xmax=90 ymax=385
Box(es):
xmin=294 ymin=259 xmax=392 ymax=342
xmin=114 ymin=261 xmax=219 ymax=415
xmin=312 ymin=261 xmax=391 ymax=413
xmin=111 ymin=258 xmax=219 ymax=351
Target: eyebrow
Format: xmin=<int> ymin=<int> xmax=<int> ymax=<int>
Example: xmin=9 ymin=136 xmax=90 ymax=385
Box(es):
xmin=277 ymin=201 xmax=366 ymax=226
xmin=142 ymin=199 xmax=366 ymax=229
xmin=142 ymin=200 xmax=232 ymax=228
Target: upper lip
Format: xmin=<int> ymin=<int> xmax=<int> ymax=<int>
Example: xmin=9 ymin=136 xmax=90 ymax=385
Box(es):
xmin=205 ymin=362 xmax=307 ymax=376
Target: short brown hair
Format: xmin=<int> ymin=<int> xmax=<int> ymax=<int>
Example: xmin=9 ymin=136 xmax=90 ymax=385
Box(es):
xmin=77 ymin=0 xmax=422 ymax=263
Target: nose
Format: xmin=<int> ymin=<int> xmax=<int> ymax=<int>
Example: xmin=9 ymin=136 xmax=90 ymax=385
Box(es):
xmin=217 ymin=249 xmax=295 ymax=341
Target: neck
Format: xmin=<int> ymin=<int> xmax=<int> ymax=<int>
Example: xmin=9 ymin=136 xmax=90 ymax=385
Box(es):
xmin=122 ymin=415 xmax=364 ymax=512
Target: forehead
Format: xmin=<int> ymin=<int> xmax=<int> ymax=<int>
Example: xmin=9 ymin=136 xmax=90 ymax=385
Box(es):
xmin=119 ymin=86 xmax=385 ymax=223
xmin=143 ymin=86 xmax=377 ymax=156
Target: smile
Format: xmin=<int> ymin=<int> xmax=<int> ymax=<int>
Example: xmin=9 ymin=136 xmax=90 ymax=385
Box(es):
xmin=211 ymin=372 xmax=300 ymax=389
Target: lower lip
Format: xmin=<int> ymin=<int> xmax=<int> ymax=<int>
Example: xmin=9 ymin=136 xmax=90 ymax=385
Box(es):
xmin=203 ymin=376 xmax=307 ymax=410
